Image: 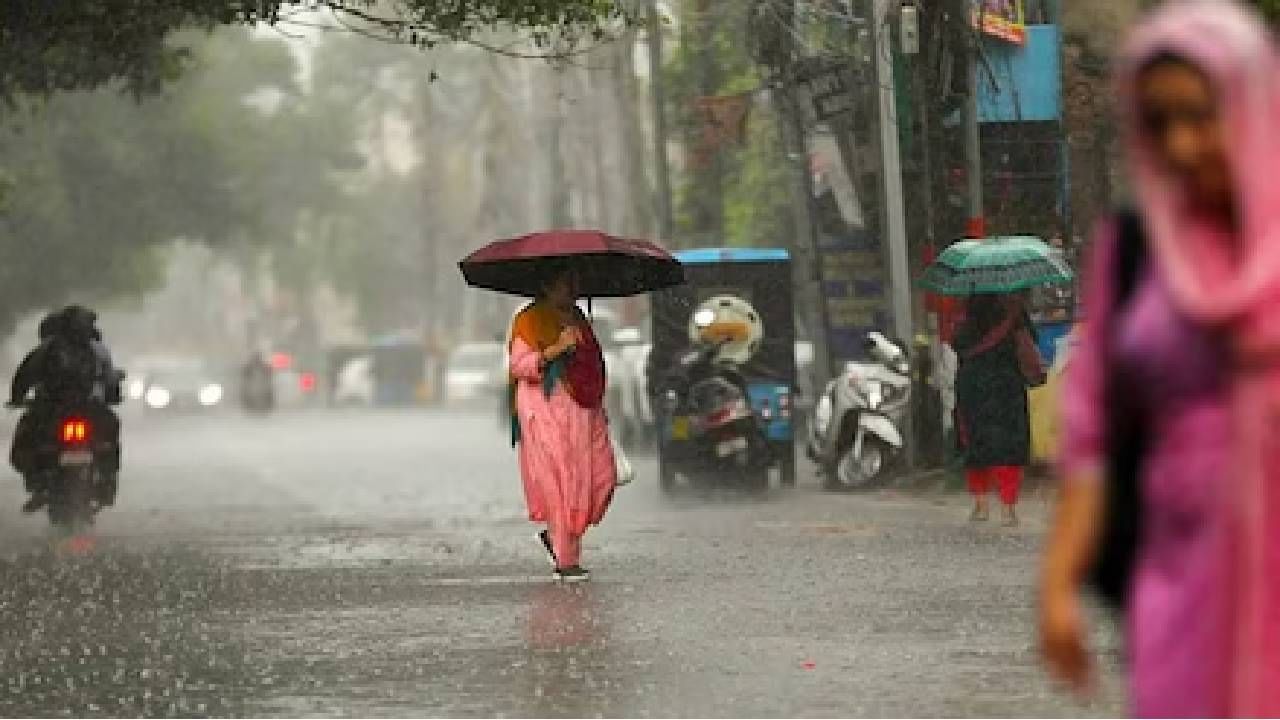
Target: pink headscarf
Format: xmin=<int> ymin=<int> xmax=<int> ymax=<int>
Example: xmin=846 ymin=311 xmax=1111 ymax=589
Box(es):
xmin=1118 ymin=0 xmax=1280 ymax=333
xmin=1118 ymin=2 xmax=1280 ymax=713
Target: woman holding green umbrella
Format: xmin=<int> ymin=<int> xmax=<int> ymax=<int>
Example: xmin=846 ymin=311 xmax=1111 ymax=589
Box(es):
xmin=953 ymin=293 xmax=1042 ymax=525
xmin=922 ymin=236 xmax=1066 ymax=525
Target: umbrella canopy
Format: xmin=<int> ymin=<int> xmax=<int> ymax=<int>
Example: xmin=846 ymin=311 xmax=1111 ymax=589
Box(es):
xmin=918 ymin=235 xmax=1073 ymax=295
xmin=459 ymin=230 xmax=684 ymax=298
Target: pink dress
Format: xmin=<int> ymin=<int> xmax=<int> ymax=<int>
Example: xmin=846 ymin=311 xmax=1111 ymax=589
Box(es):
xmin=1065 ymin=3 xmax=1280 ymax=714
xmin=1063 ymin=224 xmax=1236 ymax=716
xmin=509 ymin=337 xmax=615 ymax=568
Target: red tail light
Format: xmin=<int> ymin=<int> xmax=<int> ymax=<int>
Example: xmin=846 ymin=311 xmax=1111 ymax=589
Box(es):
xmin=61 ymin=419 xmax=90 ymax=445
xmin=707 ymin=407 xmax=732 ymax=425
xmin=299 ymin=372 xmax=317 ymax=392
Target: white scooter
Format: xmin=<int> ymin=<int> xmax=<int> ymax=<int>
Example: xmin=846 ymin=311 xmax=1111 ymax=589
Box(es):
xmin=807 ymin=332 xmax=911 ymax=490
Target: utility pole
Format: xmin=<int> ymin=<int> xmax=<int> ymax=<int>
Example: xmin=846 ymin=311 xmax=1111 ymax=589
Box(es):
xmin=872 ymin=0 xmax=915 ymax=469
xmin=872 ymin=0 xmax=913 ymax=348
xmin=913 ymin=17 xmax=935 ymax=257
xmin=776 ymin=3 xmax=832 ymax=386
xmin=646 ymin=0 xmax=675 ymax=242
xmin=964 ymin=22 xmax=985 ymax=238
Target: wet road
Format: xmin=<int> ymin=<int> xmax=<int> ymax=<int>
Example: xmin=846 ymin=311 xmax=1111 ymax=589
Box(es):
xmin=0 ymin=409 xmax=1124 ymax=717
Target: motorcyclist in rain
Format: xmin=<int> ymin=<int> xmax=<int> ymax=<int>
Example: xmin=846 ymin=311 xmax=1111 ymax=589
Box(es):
xmin=240 ymin=351 xmax=275 ymax=414
xmin=9 ymin=305 xmax=123 ymax=513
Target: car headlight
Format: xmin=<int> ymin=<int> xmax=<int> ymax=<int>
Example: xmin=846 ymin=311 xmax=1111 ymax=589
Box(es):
xmin=199 ymin=383 xmax=224 ymax=407
xmin=145 ymin=386 xmax=171 ymax=409
xmin=127 ymin=379 xmax=147 ymax=401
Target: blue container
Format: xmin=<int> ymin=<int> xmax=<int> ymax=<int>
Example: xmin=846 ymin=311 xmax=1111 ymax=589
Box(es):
xmin=1036 ymin=321 xmax=1071 ymax=366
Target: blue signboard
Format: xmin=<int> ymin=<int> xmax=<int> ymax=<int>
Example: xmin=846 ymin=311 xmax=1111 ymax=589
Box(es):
xmin=816 ymin=232 xmax=888 ymax=362
xmin=978 ymin=24 xmax=1062 ymax=123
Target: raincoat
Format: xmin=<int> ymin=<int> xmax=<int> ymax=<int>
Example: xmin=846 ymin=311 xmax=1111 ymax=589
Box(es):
xmin=1062 ymin=2 xmax=1280 ymax=714
xmin=508 ymin=301 xmax=615 ymax=569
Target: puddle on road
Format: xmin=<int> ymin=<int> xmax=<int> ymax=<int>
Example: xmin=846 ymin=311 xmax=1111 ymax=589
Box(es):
xmin=423 ymin=574 xmax=554 ymax=587
xmin=753 ymin=520 xmax=878 ymax=536
xmin=233 ymin=536 xmax=462 ymax=570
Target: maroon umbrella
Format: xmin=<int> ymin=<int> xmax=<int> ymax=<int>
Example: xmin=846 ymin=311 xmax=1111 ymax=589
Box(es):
xmin=459 ymin=230 xmax=684 ymax=298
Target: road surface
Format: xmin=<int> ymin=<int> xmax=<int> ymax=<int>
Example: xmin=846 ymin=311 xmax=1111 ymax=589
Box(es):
xmin=0 ymin=408 xmax=1124 ymax=717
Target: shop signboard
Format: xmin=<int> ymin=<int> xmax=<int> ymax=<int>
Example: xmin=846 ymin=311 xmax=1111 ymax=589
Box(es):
xmin=971 ymin=0 xmax=1026 ymax=45
xmin=817 ymin=231 xmax=889 ymax=362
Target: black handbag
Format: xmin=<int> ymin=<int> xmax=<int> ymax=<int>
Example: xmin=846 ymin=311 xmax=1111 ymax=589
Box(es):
xmin=1087 ymin=209 xmax=1148 ymax=610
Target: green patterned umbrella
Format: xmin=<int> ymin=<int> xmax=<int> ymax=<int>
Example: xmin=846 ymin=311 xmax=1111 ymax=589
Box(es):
xmin=918 ymin=235 xmax=1073 ymax=295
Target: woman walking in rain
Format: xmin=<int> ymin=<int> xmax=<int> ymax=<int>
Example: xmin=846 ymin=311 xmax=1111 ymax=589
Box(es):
xmin=954 ymin=293 xmax=1037 ymax=526
xmin=1041 ymin=1 xmax=1280 ymax=715
xmin=507 ymin=264 xmax=615 ymax=583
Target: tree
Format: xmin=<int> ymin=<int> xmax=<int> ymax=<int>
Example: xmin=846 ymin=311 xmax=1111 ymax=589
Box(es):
xmin=664 ymin=1 xmax=793 ymax=248
xmin=0 ymin=0 xmax=625 ymax=102
xmin=0 ymin=27 xmax=317 ymax=336
xmin=1248 ymin=0 xmax=1280 ymax=24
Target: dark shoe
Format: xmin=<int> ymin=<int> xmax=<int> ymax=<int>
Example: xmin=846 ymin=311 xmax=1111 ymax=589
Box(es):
xmin=554 ymin=566 xmax=590 ymax=584
xmin=21 ymin=492 xmax=48 ymax=514
xmin=537 ymin=530 xmax=557 ymax=567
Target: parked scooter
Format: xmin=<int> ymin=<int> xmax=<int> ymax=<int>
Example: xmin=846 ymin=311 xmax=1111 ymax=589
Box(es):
xmin=807 ymin=332 xmax=911 ymax=490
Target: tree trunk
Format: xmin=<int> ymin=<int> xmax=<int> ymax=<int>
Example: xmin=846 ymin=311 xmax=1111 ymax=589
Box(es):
xmin=614 ymin=31 xmax=652 ymax=237
xmin=687 ymin=0 xmax=724 ymax=244
xmin=546 ymin=64 xmax=572 ymax=228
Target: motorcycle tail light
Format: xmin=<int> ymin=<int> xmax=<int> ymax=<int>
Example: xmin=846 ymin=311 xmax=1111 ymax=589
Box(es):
xmin=61 ymin=419 xmax=90 ymax=445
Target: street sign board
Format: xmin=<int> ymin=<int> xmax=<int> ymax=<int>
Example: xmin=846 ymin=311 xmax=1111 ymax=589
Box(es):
xmin=795 ymin=59 xmax=859 ymax=124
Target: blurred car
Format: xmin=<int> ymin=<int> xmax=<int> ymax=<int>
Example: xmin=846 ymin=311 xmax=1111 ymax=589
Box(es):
xmin=262 ymin=352 xmax=321 ymax=409
xmin=610 ymin=328 xmax=652 ymax=447
xmin=140 ymin=361 xmax=225 ymax=412
xmin=446 ymin=342 xmax=505 ymax=404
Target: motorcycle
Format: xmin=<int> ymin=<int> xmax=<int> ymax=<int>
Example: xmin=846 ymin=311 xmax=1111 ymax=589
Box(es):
xmin=241 ymin=364 xmax=275 ymax=416
xmin=17 ymin=402 xmax=115 ymax=531
xmin=807 ymin=332 xmax=911 ymax=490
xmin=658 ymin=337 xmax=773 ymax=489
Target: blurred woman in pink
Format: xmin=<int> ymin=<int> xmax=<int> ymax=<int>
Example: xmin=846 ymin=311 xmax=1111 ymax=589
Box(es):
xmin=1040 ymin=1 xmax=1280 ymax=716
